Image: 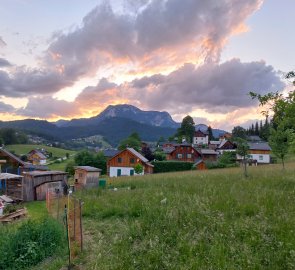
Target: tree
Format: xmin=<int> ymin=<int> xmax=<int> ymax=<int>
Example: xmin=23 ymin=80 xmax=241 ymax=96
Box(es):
xmin=255 ymin=121 xmax=259 ymax=135
xmin=65 ymin=161 xmax=75 ymax=176
xmin=154 ymin=151 xmax=166 ymax=161
xmin=236 ymin=138 xmax=250 ymax=177
xmin=134 ymin=163 xmax=143 ymax=174
xmin=118 ymin=133 xmax=141 ymax=151
xmin=177 ymin=115 xmax=195 ymax=143
xmin=208 ymin=126 xmax=214 ymax=141
xmin=141 ymin=146 xmax=154 ymax=161
xmin=74 ymin=150 xmax=96 ymax=167
xmin=269 ymin=125 xmax=293 ymax=169
xmin=95 ymin=151 xmax=107 ymax=175
xmin=232 ymin=126 xmax=247 ymax=139
xmin=0 ymin=128 xmax=17 ymax=145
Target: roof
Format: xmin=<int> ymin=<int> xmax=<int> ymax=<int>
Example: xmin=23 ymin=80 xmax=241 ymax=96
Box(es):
xmin=248 ymin=142 xmax=271 ymax=151
xmin=194 ymin=159 xmax=205 ymax=166
xmin=209 ymin=141 xmax=221 ymax=145
xmin=74 ymin=166 xmax=102 ymax=172
xmin=247 ymin=135 xmax=263 ymax=142
xmin=0 ymin=173 xmax=23 ymax=180
xmin=163 ymin=147 xmax=175 ymax=154
xmin=200 ymin=149 xmax=218 ymax=155
xmin=217 ymin=139 xmax=235 ymax=149
xmin=127 ymin=148 xmax=149 ymax=163
xmin=0 ymin=147 xmax=26 ymax=166
xmin=103 ymin=149 xmax=120 ymax=157
xmin=28 ymin=150 xmax=47 ymax=159
xmin=23 ymin=170 xmax=67 ymax=177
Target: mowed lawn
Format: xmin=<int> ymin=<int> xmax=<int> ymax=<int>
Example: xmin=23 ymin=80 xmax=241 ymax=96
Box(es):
xmin=30 ymin=163 xmax=295 ymax=269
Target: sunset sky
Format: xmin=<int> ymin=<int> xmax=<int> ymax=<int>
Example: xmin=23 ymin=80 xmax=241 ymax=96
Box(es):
xmin=0 ymin=0 xmax=294 ymax=130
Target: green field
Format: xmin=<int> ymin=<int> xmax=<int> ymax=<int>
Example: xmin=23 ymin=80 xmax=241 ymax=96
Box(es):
xmin=27 ymin=162 xmax=295 ymax=269
xmin=6 ymin=144 xmax=76 ymax=158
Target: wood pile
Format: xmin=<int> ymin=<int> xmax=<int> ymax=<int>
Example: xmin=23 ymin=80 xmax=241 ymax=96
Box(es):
xmin=0 ymin=208 xmax=27 ymax=223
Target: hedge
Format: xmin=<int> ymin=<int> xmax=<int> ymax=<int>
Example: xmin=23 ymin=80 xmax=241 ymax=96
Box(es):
xmin=152 ymin=161 xmax=193 ymax=173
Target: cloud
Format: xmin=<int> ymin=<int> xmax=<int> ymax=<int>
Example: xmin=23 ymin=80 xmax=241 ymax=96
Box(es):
xmin=16 ymin=59 xmax=283 ymax=123
xmin=0 ymin=37 xmax=6 ymax=47
xmin=17 ymin=96 xmax=76 ymax=118
xmin=0 ymin=58 xmax=12 ymax=67
xmin=0 ymin=101 xmax=16 ymax=113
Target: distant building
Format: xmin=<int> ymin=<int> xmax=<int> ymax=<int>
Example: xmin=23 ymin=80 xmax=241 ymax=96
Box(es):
xmin=247 ymin=142 xmax=271 ymax=164
xmin=107 ymin=148 xmax=154 ymax=177
xmin=166 ymin=143 xmax=201 ymax=162
xmin=27 ymin=149 xmax=47 ymax=165
xmin=216 ymin=140 xmax=236 ymax=154
xmin=193 ymin=130 xmax=209 ymax=146
xmin=200 ymin=149 xmax=218 ymax=162
xmin=74 ymin=166 xmax=102 ymax=189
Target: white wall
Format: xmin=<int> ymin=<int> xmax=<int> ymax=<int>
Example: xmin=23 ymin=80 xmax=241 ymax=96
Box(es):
xmin=109 ymin=166 xmax=144 ymax=177
xmin=248 ymin=154 xmax=270 ymax=164
xmin=193 ymin=136 xmax=208 ymax=145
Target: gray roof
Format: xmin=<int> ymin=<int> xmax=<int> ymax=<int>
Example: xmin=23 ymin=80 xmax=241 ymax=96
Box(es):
xmin=163 ymin=147 xmax=175 ymax=154
xmin=127 ymin=148 xmax=149 ymax=163
xmin=103 ymin=149 xmax=120 ymax=157
xmin=75 ymin=166 xmax=102 ymax=172
xmin=200 ymin=149 xmax=218 ymax=155
xmin=248 ymin=142 xmax=271 ymax=151
xmin=0 ymin=173 xmax=23 ymax=180
xmin=29 ymin=150 xmax=47 ymax=159
xmin=210 ymin=141 xmax=221 ymax=145
xmin=23 ymin=170 xmax=67 ymax=177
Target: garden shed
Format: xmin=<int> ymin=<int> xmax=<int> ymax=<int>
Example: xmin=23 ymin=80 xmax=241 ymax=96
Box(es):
xmin=74 ymin=166 xmax=101 ymax=189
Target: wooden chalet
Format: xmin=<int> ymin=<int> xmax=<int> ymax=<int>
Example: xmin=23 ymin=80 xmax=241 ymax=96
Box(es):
xmin=216 ymin=140 xmax=236 ymax=154
xmin=27 ymin=149 xmax=47 ymax=165
xmin=107 ymin=148 xmax=154 ymax=177
xmin=200 ymin=149 xmax=218 ymax=162
xmin=166 ymin=143 xmax=201 ymax=162
xmin=74 ymin=166 xmax=102 ymax=189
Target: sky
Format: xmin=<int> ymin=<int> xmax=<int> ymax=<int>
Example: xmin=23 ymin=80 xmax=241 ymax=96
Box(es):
xmin=0 ymin=0 xmax=294 ymax=131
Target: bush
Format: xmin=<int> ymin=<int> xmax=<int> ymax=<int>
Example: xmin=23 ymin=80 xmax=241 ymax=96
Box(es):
xmin=0 ymin=217 xmax=65 ymax=270
xmin=152 ymin=161 xmax=193 ymax=173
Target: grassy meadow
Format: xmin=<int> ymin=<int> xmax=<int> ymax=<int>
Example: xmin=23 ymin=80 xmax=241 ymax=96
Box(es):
xmin=27 ymin=162 xmax=295 ymax=269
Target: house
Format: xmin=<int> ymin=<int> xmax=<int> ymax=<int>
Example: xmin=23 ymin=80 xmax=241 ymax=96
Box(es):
xmin=193 ymin=130 xmax=209 ymax=146
xmin=200 ymin=149 xmax=218 ymax=162
xmin=27 ymin=149 xmax=47 ymax=165
xmin=107 ymin=148 xmax=154 ymax=177
xmin=219 ymin=132 xmax=232 ymax=140
xmin=216 ymin=140 xmax=236 ymax=154
xmin=166 ymin=143 xmax=201 ymax=162
xmin=193 ymin=159 xmax=207 ymax=170
xmin=74 ymin=166 xmax=102 ymax=189
xmin=248 ymin=142 xmax=271 ymax=164
xmin=103 ymin=149 xmax=120 ymax=160
xmin=208 ymin=140 xmax=221 ymax=150
xmin=0 ymin=148 xmax=48 ymax=174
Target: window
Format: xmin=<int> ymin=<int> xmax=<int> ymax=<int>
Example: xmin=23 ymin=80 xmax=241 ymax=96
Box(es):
xmin=187 ymin=154 xmax=192 ymax=159
xmin=118 ymin=157 xmax=122 ymax=163
xmin=130 ymin=158 xmax=135 ymax=163
xmin=259 ymin=155 xmax=263 ymax=160
xmin=177 ymin=154 xmax=183 ymax=159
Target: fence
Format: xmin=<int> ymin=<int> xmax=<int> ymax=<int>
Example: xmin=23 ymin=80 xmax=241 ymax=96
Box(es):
xmin=46 ymin=190 xmax=83 ymax=262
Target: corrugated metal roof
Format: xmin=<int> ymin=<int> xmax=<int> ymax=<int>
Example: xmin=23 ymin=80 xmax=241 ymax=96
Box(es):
xmin=248 ymin=142 xmax=271 ymax=151
xmin=209 ymin=141 xmax=221 ymax=145
xmin=75 ymin=166 xmax=102 ymax=172
xmin=23 ymin=170 xmax=67 ymax=177
xmin=0 ymin=173 xmax=23 ymax=180
xmin=127 ymin=148 xmax=149 ymax=163
xmin=200 ymin=149 xmax=218 ymax=155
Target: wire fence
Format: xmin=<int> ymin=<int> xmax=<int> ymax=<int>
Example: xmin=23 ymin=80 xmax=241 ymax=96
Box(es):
xmin=46 ymin=190 xmax=83 ymax=262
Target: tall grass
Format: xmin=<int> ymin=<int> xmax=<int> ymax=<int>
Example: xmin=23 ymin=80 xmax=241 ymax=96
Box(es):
xmin=0 ymin=217 xmax=65 ymax=270
xmin=76 ymin=164 xmax=295 ymax=269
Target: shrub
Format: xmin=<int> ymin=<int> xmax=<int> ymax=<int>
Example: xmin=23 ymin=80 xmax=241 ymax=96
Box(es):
xmin=152 ymin=161 xmax=193 ymax=173
xmin=0 ymin=217 xmax=65 ymax=270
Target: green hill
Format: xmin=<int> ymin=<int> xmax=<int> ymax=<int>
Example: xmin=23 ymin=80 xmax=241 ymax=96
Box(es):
xmin=30 ymin=163 xmax=295 ymax=269
xmin=6 ymin=144 xmax=76 ymax=158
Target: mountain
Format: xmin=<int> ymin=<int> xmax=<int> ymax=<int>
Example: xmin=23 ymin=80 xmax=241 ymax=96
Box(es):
xmin=0 ymin=117 xmax=176 ymax=146
xmin=195 ymin=123 xmax=228 ymax=139
xmin=55 ymin=104 xmax=179 ymax=128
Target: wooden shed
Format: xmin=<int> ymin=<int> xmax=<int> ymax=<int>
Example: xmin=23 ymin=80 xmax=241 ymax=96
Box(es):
xmin=194 ymin=160 xmax=207 ymax=170
xmin=74 ymin=166 xmax=102 ymax=189
xmin=22 ymin=171 xmax=67 ymax=201
xmin=0 ymin=173 xmax=24 ymax=201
